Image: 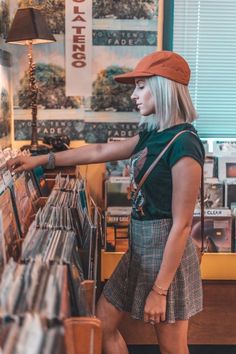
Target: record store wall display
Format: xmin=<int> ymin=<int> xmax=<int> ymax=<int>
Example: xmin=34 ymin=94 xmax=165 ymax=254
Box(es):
xmin=225 ymin=181 xmax=236 ymax=210
xmin=195 ymin=179 xmax=224 ymax=210
xmin=2 ymin=0 xmax=161 ymax=144
xmin=191 ymin=209 xmax=233 ymax=253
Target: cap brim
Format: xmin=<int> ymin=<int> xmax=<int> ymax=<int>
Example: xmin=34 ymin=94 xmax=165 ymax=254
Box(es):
xmin=114 ymin=71 xmax=154 ymax=84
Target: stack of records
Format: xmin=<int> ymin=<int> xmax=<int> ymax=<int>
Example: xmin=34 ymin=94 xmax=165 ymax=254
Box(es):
xmin=53 ymin=173 xmax=83 ymax=192
xmin=21 ymin=226 xmax=77 ymax=265
xmin=0 ymin=313 xmax=66 ymax=354
xmin=0 ymin=258 xmax=70 ymax=320
xmin=34 ymin=205 xmax=82 ymax=246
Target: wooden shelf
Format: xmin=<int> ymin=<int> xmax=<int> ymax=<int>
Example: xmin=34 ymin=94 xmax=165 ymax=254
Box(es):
xmin=101 ymin=250 xmax=124 ymax=281
xmin=201 ymin=253 xmax=236 ymax=280
xmin=64 ymin=317 xmax=102 ymax=354
xmin=101 ymin=250 xmax=236 ymax=281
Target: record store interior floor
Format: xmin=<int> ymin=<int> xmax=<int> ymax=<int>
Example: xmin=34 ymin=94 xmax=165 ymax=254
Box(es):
xmin=128 ymin=345 xmax=236 ymax=354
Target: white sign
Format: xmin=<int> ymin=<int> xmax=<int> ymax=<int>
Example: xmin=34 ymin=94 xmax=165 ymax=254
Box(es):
xmin=194 ymin=208 xmax=232 ymax=217
xmin=65 ymin=0 xmax=93 ymax=97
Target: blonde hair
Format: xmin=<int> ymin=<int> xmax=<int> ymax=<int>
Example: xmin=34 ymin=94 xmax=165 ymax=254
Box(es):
xmin=139 ymin=76 xmax=198 ymax=131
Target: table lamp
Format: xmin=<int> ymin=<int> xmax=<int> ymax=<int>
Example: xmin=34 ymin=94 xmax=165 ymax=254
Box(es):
xmin=6 ymin=7 xmax=56 ymax=154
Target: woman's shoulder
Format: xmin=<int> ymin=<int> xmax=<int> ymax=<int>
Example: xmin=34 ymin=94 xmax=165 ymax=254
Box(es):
xmin=173 ymin=125 xmax=204 ymax=151
xmin=165 ymin=124 xmax=205 ymax=166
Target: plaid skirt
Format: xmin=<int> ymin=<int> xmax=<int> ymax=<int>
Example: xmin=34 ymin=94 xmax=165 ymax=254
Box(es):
xmin=103 ymin=218 xmax=203 ymax=323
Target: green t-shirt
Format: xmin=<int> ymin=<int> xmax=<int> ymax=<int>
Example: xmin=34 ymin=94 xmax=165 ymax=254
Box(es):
xmin=130 ymin=123 xmax=205 ymax=220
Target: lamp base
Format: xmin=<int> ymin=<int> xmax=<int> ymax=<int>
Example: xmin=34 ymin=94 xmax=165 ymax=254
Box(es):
xmin=20 ymin=144 xmax=50 ymax=155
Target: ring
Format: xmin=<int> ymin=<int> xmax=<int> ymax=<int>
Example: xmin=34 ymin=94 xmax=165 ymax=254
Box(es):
xmin=149 ymin=320 xmax=155 ymax=325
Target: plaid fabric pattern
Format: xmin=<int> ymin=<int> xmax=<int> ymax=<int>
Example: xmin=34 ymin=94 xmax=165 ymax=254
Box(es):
xmin=103 ymin=218 xmax=203 ymax=323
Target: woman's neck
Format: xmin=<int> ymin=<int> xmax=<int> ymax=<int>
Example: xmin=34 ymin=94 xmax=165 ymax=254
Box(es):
xmin=158 ymin=119 xmax=187 ymax=132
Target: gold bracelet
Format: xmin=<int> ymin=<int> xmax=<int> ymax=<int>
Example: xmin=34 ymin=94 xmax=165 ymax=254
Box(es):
xmin=152 ymin=287 xmax=167 ymax=297
xmin=153 ymin=283 xmax=168 ymax=295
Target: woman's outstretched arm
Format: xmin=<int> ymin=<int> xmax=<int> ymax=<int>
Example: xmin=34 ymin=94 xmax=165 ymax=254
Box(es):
xmin=7 ymin=134 xmax=140 ymax=173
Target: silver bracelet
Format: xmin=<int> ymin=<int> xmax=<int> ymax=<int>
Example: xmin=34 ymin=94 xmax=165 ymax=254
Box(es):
xmin=45 ymin=151 xmax=56 ymax=169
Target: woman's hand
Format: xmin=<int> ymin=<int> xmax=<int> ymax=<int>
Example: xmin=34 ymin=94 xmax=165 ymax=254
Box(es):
xmin=6 ymin=155 xmax=44 ymax=173
xmin=144 ymin=290 xmax=167 ymax=325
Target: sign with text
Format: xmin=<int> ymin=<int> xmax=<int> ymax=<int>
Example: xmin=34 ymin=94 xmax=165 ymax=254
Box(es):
xmin=93 ymin=30 xmax=157 ymax=46
xmin=65 ymin=0 xmax=92 ymax=97
xmin=14 ymin=120 xmax=139 ymax=143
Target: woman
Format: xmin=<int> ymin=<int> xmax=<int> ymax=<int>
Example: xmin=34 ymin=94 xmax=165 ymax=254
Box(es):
xmin=7 ymin=51 xmax=205 ymax=354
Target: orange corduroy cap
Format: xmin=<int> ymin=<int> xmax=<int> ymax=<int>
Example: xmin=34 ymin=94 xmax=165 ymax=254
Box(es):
xmin=114 ymin=50 xmax=190 ymax=85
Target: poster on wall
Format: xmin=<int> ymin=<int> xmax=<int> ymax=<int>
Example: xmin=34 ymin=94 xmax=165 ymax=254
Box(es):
xmin=0 ymin=0 xmax=12 ymax=148
xmin=91 ymin=0 xmax=158 ymax=114
xmin=0 ymin=0 xmax=10 ymax=40
xmin=6 ymin=0 xmax=160 ymax=142
xmin=0 ymin=50 xmax=12 ymax=149
xmin=14 ymin=0 xmax=65 ymax=34
xmin=65 ymin=0 xmax=92 ymax=97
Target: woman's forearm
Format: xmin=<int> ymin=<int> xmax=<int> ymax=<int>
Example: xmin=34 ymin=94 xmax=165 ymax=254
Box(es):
xmin=154 ymin=224 xmax=192 ymax=291
xmin=53 ymin=144 xmax=106 ymax=167
xmin=31 ymin=144 xmax=109 ymax=168
xmin=51 ymin=135 xmax=139 ymax=167
xmin=7 ymin=136 xmax=139 ymax=174
xmin=31 ymin=145 xmax=102 ymax=168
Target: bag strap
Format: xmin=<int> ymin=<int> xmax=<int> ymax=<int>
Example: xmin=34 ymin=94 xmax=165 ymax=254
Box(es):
xmin=200 ymin=164 xmax=205 ymax=253
xmin=134 ymin=130 xmax=190 ymax=199
xmin=133 ymin=129 xmax=205 ymax=252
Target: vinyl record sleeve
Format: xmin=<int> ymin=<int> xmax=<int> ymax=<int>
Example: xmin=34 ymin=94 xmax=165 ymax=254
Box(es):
xmin=191 ymin=213 xmax=232 ymax=252
xmin=13 ymin=174 xmax=35 ymax=237
xmin=24 ymin=171 xmax=40 ymax=204
xmin=0 ymin=188 xmax=20 ymax=260
xmin=32 ymin=166 xmax=50 ymax=197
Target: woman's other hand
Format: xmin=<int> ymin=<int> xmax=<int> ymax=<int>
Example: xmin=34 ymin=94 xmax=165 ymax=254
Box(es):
xmin=144 ymin=290 xmax=167 ymax=325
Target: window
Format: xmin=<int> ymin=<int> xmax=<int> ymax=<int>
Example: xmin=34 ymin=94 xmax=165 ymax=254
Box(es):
xmin=173 ymin=0 xmax=236 ymax=138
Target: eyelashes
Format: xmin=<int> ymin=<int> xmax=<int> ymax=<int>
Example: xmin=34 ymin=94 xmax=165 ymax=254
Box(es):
xmin=135 ymin=79 xmax=146 ymax=89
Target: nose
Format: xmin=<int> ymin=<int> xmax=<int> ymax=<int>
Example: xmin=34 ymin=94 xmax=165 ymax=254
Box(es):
xmin=131 ymin=87 xmax=138 ymax=100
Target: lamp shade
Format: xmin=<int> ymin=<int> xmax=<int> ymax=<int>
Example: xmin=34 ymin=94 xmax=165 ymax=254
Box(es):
xmin=5 ymin=7 xmax=56 ymax=45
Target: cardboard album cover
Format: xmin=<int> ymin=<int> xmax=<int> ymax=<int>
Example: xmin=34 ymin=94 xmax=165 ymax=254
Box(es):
xmin=191 ymin=209 xmax=232 ymax=252
xmin=13 ymin=174 xmax=35 ymax=237
xmin=0 ymin=188 xmax=20 ymax=260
